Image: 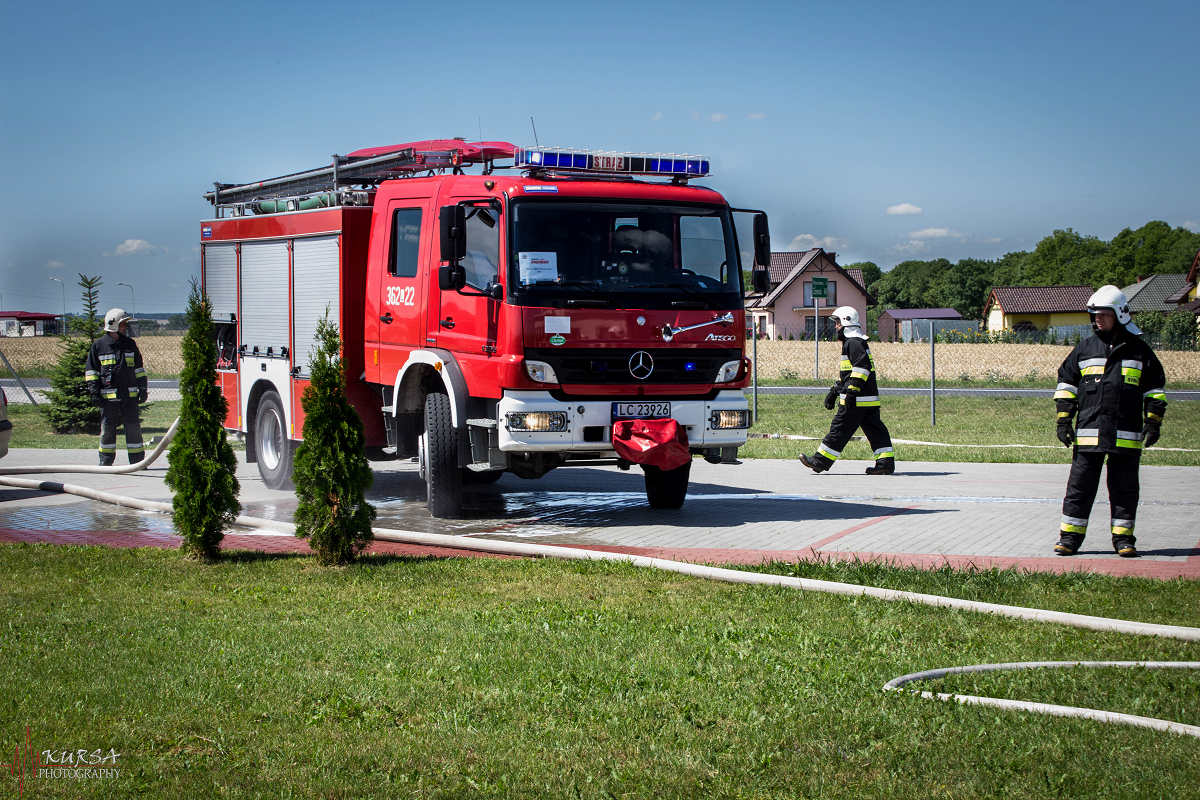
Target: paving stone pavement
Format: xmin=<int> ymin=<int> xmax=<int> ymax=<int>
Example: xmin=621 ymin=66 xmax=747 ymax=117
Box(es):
xmin=0 ymin=448 xmax=1197 ymax=578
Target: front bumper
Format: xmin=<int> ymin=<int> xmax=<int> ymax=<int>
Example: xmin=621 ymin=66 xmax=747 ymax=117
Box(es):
xmin=496 ymin=389 xmax=750 ymax=453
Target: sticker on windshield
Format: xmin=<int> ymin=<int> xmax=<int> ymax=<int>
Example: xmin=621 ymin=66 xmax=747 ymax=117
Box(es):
xmin=519 ymin=252 xmax=558 ymax=285
xmin=523 ymin=185 xmax=558 ymax=193
xmin=545 ymin=316 xmax=570 ymax=334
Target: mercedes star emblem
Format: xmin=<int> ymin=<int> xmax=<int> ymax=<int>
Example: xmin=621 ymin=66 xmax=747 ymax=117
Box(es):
xmin=636 ymin=316 xmax=646 ymax=326
xmin=628 ymin=351 xmax=654 ymax=380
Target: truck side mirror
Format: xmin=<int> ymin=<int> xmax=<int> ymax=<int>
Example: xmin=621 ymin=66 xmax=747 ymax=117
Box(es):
xmin=438 ymin=264 xmax=466 ymax=291
xmin=753 ymin=213 xmax=771 ymax=269
xmin=751 ymin=270 xmax=771 ymax=294
xmin=440 ymin=205 xmax=466 ymax=263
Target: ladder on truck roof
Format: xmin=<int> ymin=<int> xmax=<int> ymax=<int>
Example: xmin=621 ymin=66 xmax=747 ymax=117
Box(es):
xmin=204 ymin=144 xmax=481 ymax=214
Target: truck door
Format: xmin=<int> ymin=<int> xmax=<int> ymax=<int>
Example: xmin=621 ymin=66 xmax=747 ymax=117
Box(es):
xmin=375 ymin=194 xmax=434 ymax=379
xmin=435 ymin=196 xmax=503 ymax=361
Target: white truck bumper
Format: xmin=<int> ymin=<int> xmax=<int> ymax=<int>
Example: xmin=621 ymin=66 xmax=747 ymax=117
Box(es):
xmin=496 ymin=389 xmax=750 ymax=453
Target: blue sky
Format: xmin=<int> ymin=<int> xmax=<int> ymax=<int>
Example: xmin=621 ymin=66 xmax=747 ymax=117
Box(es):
xmin=2 ymin=0 xmax=1197 ymax=314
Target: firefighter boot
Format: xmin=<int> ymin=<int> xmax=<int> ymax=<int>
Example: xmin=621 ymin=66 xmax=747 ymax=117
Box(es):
xmin=799 ymin=453 xmax=831 ymax=473
xmin=1112 ymin=535 xmax=1138 ymax=558
xmin=1054 ymin=532 xmax=1084 ymax=556
xmin=865 ymin=457 xmax=895 ymax=475
xmin=128 ymin=451 xmax=145 ymax=466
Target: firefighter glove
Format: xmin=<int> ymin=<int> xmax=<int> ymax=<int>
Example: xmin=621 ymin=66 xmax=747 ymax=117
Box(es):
xmin=138 ymin=388 xmax=147 ymax=404
xmin=824 ymin=386 xmax=839 ymax=410
xmin=1056 ymin=422 xmax=1074 ymax=448
xmin=843 ymin=393 xmax=856 ymax=410
xmin=1142 ymin=421 xmax=1160 ymax=449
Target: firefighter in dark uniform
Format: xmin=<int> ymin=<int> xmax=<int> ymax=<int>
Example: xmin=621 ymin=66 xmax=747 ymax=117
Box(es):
xmin=799 ymin=306 xmax=896 ymax=475
xmin=1054 ymin=286 xmax=1167 ymax=558
xmin=85 ymin=308 xmax=148 ymax=466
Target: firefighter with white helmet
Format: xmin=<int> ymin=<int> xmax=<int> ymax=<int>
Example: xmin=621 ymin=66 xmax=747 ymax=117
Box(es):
xmin=799 ymin=306 xmax=896 ymax=475
xmin=84 ymin=307 xmax=149 ymax=465
xmin=1053 ymin=285 xmax=1168 ymax=558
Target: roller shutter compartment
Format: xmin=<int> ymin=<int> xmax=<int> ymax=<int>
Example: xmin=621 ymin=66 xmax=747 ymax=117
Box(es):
xmin=239 ymin=241 xmax=290 ymax=354
xmin=291 ymin=236 xmax=340 ymax=377
xmin=203 ymin=243 xmax=238 ymax=322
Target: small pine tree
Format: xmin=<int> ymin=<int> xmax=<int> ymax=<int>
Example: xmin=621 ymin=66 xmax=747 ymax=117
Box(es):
xmin=44 ymin=274 xmax=104 ymax=434
xmin=292 ymin=311 xmax=376 ymax=565
xmin=165 ymin=279 xmax=241 ymax=559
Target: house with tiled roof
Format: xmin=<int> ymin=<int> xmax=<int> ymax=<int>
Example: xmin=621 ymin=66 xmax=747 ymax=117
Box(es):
xmin=745 ymin=249 xmax=872 ymax=339
xmin=1120 ymin=274 xmax=1189 ymax=315
xmin=1165 ymin=250 xmax=1200 ymax=309
xmin=982 ymin=286 xmax=1093 ymax=332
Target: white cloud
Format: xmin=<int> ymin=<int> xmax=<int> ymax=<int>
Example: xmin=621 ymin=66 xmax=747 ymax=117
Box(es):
xmin=710 ymin=112 xmax=728 ymax=122
xmin=180 ymin=246 xmax=201 ymax=262
xmin=891 ymin=240 xmax=931 ymax=256
xmin=651 ymin=111 xmax=662 ymax=122
xmin=103 ymin=238 xmax=160 ymax=257
xmin=788 ymin=234 xmax=852 ymax=252
xmin=747 ymin=112 xmax=766 ymax=120
xmin=907 ymin=228 xmax=970 ymax=239
xmin=1185 ymin=220 xmax=1198 ymax=231
xmin=886 ymin=203 xmax=922 ymax=216
xmin=982 ymin=237 xmax=1002 ymax=244
xmin=45 ymin=260 xmax=66 ymax=269
xmin=6 ymin=262 xmax=14 ymax=268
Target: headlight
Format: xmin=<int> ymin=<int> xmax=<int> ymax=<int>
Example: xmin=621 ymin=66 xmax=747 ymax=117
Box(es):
xmin=710 ymin=410 xmax=751 ymax=429
xmin=715 ymin=360 xmax=742 ymax=383
xmin=506 ymin=411 xmax=568 ymax=432
xmin=524 ymin=360 xmax=559 ymax=384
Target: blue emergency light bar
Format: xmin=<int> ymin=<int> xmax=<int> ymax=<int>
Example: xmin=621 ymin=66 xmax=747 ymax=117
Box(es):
xmin=515 ymin=147 xmax=710 ymax=177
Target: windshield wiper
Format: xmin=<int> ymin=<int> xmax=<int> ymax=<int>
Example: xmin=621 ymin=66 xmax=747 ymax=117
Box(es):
xmin=555 ymin=282 xmax=626 ymax=309
xmin=635 ymin=283 xmax=721 ymax=309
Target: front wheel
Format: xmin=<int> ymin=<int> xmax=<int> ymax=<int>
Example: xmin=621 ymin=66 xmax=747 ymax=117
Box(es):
xmin=255 ymin=391 xmax=293 ymax=490
xmin=424 ymin=392 xmax=462 ymax=518
xmin=643 ymin=459 xmax=691 ymax=509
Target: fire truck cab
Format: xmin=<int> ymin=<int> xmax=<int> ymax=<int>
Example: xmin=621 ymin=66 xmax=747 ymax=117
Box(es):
xmin=201 ymin=140 xmax=771 ymax=518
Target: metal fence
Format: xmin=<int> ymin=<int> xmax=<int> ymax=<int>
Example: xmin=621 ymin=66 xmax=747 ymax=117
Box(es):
xmin=0 ymin=335 xmax=184 ymax=405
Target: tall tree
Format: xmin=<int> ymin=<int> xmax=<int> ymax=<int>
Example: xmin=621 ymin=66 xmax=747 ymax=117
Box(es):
xmin=1107 ymin=221 xmax=1200 ymax=287
xmin=292 ymin=311 xmax=376 ymax=565
xmin=165 ymin=278 xmax=241 ymax=559
xmin=43 ymin=274 xmax=104 ymax=434
xmin=1026 ymin=228 xmax=1108 ymax=286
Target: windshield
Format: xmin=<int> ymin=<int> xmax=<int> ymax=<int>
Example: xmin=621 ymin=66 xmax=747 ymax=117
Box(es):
xmin=508 ymin=201 xmax=742 ymax=309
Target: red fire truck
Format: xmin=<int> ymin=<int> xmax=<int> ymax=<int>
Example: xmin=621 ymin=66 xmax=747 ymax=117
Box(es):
xmin=201 ymin=139 xmax=772 ymax=517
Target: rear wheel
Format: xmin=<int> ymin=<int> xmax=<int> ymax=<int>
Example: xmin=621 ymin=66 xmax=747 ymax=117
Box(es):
xmin=643 ymin=459 xmax=691 ymax=509
xmin=255 ymin=391 xmax=293 ymax=490
xmin=423 ymin=392 xmax=462 ymax=518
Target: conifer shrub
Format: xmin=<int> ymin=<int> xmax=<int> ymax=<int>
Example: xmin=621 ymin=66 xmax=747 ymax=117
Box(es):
xmin=292 ymin=311 xmax=375 ymax=565
xmin=165 ymin=279 xmax=241 ymax=559
xmin=44 ymin=274 xmax=104 ymax=434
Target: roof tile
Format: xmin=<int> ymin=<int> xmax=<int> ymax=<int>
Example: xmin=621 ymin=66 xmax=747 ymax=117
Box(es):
xmin=987 ymin=286 xmax=1094 ymax=314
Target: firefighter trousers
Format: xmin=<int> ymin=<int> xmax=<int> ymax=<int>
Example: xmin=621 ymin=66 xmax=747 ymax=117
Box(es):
xmin=1060 ymin=450 xmax=1139 ymax=542
xmin=99 ymin=400 xmax=144 ymax=466
xmin=813 ymin=406 xmax=894 ymax=468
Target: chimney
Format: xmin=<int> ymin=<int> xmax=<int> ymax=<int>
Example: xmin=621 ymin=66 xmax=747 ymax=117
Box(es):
xmin=827 ymin=252 xmax=837 ymax=263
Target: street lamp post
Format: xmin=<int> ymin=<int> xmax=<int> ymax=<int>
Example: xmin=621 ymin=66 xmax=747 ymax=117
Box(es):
xmin=116 ymin=282 xmax=135 ymax=319
xmin=49 ymin=277 xmax=65 ymax=332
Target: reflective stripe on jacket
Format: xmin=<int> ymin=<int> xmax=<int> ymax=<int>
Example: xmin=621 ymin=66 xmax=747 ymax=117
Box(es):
xmin=84 ymin=333 xmax=147 ymax=402
xmin=1055 ymin=332 xmax=1167 ymax=454
xmin=838 ymin=337 xmax=880 ymax=405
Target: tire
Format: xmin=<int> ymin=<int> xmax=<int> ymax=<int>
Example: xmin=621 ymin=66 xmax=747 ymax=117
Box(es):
xmin=643 ymin=459 xmax=691 ymax=509
xmin=255 ymin=391 xmax=293 ymax=490
xmin=462 ymin=468 xmax=504 ymax=485
xmin=424 ymin=392 xmax=462 ymax=518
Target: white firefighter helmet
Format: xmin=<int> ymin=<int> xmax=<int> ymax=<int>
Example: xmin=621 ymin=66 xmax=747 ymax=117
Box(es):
xmin=1086 ymin=285 xmax=1141 ymax=335
xmin=103 ymin=308 xmax=132 ymax=334
xmin=831 ymin=306 xmax=868 ymax=339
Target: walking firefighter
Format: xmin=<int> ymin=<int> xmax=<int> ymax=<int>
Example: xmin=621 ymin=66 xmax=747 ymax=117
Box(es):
xmin=85 ymin=308 xmax=148 ymax=466
xmin=799 ymin=306 xmax=896 ymax=475
xmin=1053 ymin=285 xmax=1168 ymax=559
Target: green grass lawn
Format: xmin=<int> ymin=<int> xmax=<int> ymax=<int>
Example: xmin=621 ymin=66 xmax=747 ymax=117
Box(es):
xmin=742 ymin=396 xmax=1200 ymax=465
xmin=5 ymin=400 xmax=216 ymax=450
xmin=1 ymin=546 xmax=1197 ymax=798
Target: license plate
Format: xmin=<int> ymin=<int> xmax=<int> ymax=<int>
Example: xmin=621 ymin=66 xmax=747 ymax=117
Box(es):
xmin=612 ymin=402 xmax=671 ymax=420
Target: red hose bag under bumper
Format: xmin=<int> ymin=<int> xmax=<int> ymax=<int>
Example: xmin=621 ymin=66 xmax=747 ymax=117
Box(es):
xmin=611 ymin=418 xmax=690 ymax=471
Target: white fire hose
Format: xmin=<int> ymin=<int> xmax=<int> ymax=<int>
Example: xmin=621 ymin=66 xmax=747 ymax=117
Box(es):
xmin=2 ymin=418 xmax=1198 ymax=736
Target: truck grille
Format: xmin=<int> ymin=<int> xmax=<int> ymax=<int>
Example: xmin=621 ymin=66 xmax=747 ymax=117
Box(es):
xmin=526 ymin=347 xmax=741 ymax=385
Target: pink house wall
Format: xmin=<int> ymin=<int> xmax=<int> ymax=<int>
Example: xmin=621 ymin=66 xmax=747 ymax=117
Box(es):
xmin=767 ymin=270 xmax=868 ymax=338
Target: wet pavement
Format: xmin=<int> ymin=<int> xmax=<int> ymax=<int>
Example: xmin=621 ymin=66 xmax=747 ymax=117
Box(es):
xmin=1 ymin=448 xmax=1198 ymax=578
